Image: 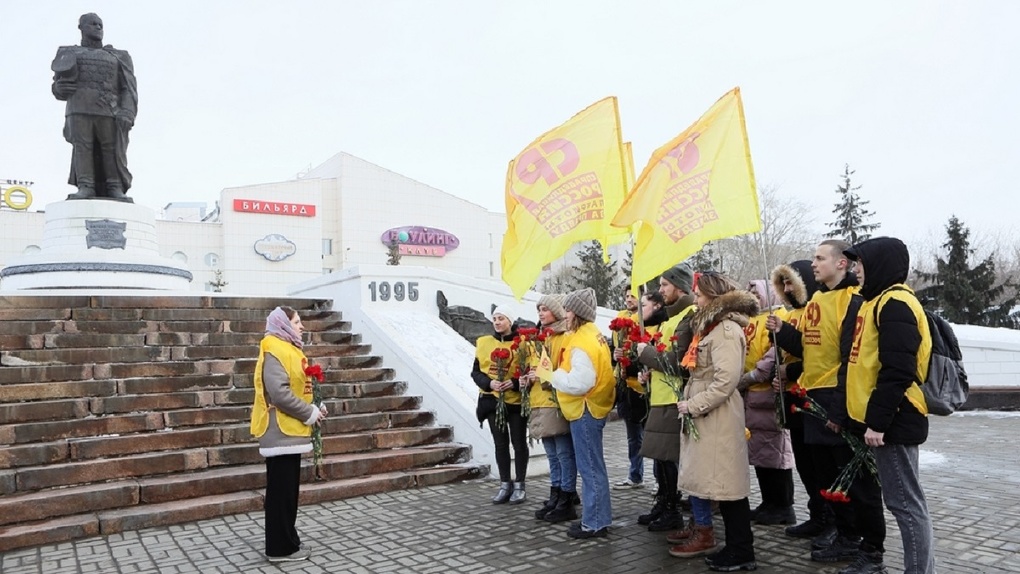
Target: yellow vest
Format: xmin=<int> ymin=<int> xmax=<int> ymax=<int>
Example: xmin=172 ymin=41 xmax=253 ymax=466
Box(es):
xmin=613 ymin=310 xmax=644 ymax=394
xmin=557 ymin=322 xmax=616 ymax=421
xmin=743 ymin=311 xmax=773 ymax=392
xmin=650 ymin=305 xmax=695 ymax=406
xmin=847 ymin=286 xmax=931 ymax=423
xmin=251 ymin=336 xmax=313 ymax=438
xmin=530 ymin=330 xmax=568 ymax=409
xmin=475 ymin=334 xmax=522 ymax=405
xmin=799 ymin=287 xmax=856 ymax=390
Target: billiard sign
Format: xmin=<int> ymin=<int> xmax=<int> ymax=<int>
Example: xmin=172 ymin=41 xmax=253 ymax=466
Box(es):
xmin=380 ymin=226 xmax=460 ymax=257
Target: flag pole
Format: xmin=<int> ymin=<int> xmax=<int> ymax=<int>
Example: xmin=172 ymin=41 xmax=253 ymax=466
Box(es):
xmin=758 ymin=234 xmax=786 ymax=427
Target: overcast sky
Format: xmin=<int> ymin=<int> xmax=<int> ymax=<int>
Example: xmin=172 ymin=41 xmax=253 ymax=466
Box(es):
xmin=1 ymin=1 xmax=1016 ymax=252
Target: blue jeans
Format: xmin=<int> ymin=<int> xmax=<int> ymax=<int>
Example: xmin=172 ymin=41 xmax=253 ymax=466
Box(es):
xmin=542 ymin=434 xmax=577 ymax=493
xmin=689 ymin=495 xmax=713 ymax=526
xmin=874 ymin=444 xmax=936 ymax=574
xmin=624 ymin=419 xmax=644 ymax=483
xmin=569 ymin=409 xmax=612 ymax=531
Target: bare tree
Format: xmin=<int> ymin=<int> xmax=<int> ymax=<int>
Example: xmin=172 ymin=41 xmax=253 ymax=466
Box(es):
xmin=715 ymin=184 xmax=818 ymax=285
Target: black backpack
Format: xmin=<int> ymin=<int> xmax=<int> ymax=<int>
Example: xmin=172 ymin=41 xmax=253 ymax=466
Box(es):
xmin=874 ymin=287 xmax=969 ymax=415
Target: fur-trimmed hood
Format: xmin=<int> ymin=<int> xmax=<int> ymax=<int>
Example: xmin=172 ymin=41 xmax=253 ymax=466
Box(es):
xmin=690 ymin=290 xmax=759 ymax=335
xmin=771 ymin=260 xmax=818 ymax=309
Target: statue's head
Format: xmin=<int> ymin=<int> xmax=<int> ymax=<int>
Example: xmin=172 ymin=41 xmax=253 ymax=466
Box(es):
xmin=78 ymin=13 xmax=104 ymax=43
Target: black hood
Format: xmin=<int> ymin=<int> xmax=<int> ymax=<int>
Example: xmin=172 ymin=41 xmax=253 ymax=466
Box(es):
xmin=845 ymin=237 xmax=909 ymax=301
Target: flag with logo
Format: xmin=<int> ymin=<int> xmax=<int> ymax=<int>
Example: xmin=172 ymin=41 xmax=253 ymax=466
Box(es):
xmin=611 ymin=87 xmax=759 ymax=288
xmin=502 ymin=97 xmax=628 ymax=299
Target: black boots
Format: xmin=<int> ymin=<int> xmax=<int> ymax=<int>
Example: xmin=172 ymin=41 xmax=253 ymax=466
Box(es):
xmin=492 ymin=482 xmax=512 ymax=504
xmin=785 ymin=517 xmax=831 ymax=538
xmin=754 ymin=505 xmax=796 ymax=525
xmin=638 ymin=495 xmax=666 ymax=525
xmin=704 ymin=547 xmax=758 ymax=572
xmin=535 ymin=487 xmax=560 ymax=519
xmin=811 ymin=534 xmax=863 ymax=563
xmin=543 ymin=489 xmax=578 ymax=523
xmin=647 ymin=497 xmax=682 ymax=532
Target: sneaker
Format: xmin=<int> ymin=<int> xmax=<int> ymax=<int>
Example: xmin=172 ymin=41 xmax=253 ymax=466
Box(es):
xmin=837 ymin=550 xmax=887 ymax=574
xmin=267 ymin=547 xmax=311 ymax=563
xmin=811 ymin=534 xmax=862 ymax=563
xmin=811 ymin=525 xmax=838 ymax=550
xmin=613 ymin=478 xmax=644 ymax=490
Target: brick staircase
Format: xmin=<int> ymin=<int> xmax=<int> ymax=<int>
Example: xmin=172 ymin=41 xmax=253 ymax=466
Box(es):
xmin=0 ymin=295 xmax=486 ymax=552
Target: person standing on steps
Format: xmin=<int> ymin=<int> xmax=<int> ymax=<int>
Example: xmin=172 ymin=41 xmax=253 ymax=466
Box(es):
xmin=472 ymin=306 xmax=529 ymax=505
xmin=251 ymin=306 xmax=327 ymax=563
xmin=550 ymin=288 xmax=616 ymax=539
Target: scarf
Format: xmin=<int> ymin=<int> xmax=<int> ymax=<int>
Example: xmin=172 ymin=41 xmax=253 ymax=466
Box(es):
xmin=265 ymin=307 xmax=303 ymax=348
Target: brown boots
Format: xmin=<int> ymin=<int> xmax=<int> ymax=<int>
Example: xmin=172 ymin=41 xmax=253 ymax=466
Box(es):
xmin=668 ymin=524 xmax=718 ymax=558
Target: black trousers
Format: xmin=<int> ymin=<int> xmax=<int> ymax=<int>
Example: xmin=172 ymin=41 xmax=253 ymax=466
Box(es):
xmin=264 ymin=454 xmax=302 ymax=557
xmin=790 ymin=424 xmax=832 ymax=523
xmin=719 ymin=498 xmax=755 ymax=560
xmin=650 ymin=458 xmax=679 ymax=502
xmin=811 ymin=443 xmax=886 ymax=551
xmin=754 ymin=466 xmax=794 ymax=507
xmin=487 ymin=404 xmax=529 ymax=482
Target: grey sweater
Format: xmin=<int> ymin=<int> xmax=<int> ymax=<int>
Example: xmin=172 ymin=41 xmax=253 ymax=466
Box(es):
xmin=258 ymin=352 xmax=318 ymax=458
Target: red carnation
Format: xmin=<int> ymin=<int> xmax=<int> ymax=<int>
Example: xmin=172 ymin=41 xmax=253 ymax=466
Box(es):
xmin=304 ymin=364 xmax=325 ymax=382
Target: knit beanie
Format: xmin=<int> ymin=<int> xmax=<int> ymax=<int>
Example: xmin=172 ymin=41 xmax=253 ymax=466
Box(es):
xmin=491 ymin=305 xmax=517 ymax=324
xmin=563 ymin=288 xmax=597 ymax=322
xmin=661 ymin=263 xmax=694 ymax=293
xmin=537 ymin=294 xmax=566 ymax=321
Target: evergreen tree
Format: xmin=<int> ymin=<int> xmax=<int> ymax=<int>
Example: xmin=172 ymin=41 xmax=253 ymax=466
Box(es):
xmin=207 ymin=269 xmax=228 ymax=293
xmin=915 ymin=216 xmax=1020 ymax=328
xmin=619 ymin=245 xmax=661 ymax=295
xmin=825 ymin=164 xmax=880 ymax=244
xmin=685 ymin=241 xmax=722 ymax=273
xmin=386 ymin=237 xmax=402 ymax=266
xmin=570 ymin=240 xmax=623 ymax=309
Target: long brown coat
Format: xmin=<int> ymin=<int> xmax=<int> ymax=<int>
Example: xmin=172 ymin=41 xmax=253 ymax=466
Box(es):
xmin=679 ymin=290 xmax=758 ymax=502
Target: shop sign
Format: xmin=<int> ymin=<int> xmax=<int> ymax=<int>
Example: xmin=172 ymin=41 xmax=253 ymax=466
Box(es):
xmin=233 ymin=199 xmax=316 ymax=217
xmin=380 ymin=226 xmax=460 ymax=257
xmin=254 ymin=234 xmax=296 ymax=261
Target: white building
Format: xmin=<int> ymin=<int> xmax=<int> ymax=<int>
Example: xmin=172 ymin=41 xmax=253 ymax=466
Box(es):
xmin=1 ymin=153 xmax=514 ymax=295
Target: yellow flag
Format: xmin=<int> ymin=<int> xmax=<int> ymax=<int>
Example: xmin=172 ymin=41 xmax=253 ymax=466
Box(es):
xmin=611 ymin=87 xmax=760 ymax=288
xmin=502 ymin=97 xmax=628 ymax=299
xmin=604 ymin=141 xmax=636 ymax=249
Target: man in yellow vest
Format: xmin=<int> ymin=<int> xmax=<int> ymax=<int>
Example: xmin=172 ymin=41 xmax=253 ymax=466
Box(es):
xmin=843 ymin=237 xmax=935 ymax=574
xmin=768 ymin=241 xmax=885 ymax=567
xmin=635 ymin=263 xmax=696 ymax=533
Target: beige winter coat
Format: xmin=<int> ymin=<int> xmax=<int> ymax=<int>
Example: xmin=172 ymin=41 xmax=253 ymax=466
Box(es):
xmin=678 ymin=290 xmax=758 ymax=501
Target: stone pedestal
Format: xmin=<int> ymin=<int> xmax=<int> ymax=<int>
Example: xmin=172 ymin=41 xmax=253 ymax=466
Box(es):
xmin=0 ymin=200 xmax=192 ymax=290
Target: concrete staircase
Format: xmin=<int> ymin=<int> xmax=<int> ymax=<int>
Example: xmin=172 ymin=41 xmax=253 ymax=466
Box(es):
xmin=0 ymin=295 xmax=486 ymax=552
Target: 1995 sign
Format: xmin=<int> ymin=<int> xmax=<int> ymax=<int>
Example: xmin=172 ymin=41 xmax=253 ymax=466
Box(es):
xmin=368 ymin=281 xmax=419 ymax=302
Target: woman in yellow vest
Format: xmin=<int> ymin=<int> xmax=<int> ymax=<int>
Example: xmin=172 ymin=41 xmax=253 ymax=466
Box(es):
xmin=471 ymin=306 xmax=529 ymax=504
xmin=250 ymin=306 xmax=326 ymax=563
xmin=529 ymin=294 xmax=578 ymax=523
xmin=672 ymin=273 xmax=759 ymax=571
xmin=550 ymin=288 xmax=615 ymax=539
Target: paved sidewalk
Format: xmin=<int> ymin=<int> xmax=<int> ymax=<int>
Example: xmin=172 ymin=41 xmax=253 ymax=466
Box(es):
xmin=2 ymin=412 xmax=1018 ymax=574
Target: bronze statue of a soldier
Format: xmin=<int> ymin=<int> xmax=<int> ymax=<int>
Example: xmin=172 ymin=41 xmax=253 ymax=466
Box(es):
xmin=52 ymin=13 xmax=137 ymax=202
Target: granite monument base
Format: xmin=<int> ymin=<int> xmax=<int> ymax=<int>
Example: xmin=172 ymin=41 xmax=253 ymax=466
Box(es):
xmin=0 ymin=200 xmax=192 ymax=290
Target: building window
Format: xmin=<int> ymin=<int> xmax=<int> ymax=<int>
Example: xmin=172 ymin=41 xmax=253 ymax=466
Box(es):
xmin=323 ymin=268 xmax=333 ymax=275
xmin=322 ymin=238 xmax=333 ymax=256
xmin=489 ymin=261 xmax=494 ymax=277
xmin=489 ymin=233 xmax=493 ymax=248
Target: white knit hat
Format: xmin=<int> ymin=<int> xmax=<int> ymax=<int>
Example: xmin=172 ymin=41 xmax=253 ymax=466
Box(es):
xmin=492 ymin=305 xmax=517 ymax=324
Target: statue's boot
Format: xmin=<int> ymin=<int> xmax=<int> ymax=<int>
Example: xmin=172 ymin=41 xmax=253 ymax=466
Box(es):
xmin=67 ymin=185 xmax=97 ymax=200
xmin=105 ymin=182 xmax=128 ymax=201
